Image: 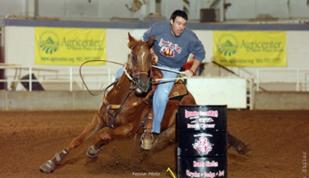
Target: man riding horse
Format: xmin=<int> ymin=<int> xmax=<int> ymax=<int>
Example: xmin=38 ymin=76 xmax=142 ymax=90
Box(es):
xmin=140 ymin=10 xmax=205 ymax=150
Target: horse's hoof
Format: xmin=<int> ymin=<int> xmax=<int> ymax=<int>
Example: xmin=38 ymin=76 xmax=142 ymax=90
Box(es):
xmin=39 ymin=160 xmax=56 ymax=173
xmin=236 ymin=144 xmax=250 ymax=155
xmin=86 ymin=145 xmax=99 ymax=159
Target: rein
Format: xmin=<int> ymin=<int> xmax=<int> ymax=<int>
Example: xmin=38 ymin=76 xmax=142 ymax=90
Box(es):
xmin=123 ymin=65 xmax=188 ymax=84
xmin=106 ymin=89 xmax=134 ymax=128
xmin=151 ymin=65 xmax=188 ymax=83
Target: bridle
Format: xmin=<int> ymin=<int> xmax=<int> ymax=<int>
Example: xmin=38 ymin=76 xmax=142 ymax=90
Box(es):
xmin=126 ymin=46 xmax=153 ymax=94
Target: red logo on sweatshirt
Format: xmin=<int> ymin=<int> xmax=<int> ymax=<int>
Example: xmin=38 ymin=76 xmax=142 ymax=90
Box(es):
xmin=158 ymin=38 xmax=182 ymax=57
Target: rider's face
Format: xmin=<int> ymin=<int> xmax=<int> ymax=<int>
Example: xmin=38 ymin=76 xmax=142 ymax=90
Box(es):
xmin=170 ymin=16 xmax=187 ymax=37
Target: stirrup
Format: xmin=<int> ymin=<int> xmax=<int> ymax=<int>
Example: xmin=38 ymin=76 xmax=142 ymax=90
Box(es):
xmin=140 ymin=132 xmax=155 ymax=150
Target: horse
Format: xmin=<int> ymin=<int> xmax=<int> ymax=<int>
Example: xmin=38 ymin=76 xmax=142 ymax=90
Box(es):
xmin=39 ymin=33 xmax=248 ymax=173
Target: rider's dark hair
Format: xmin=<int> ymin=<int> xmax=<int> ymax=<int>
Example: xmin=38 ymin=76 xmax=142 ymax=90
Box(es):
xmin=170 ymin=10 xmax=188 ymax=22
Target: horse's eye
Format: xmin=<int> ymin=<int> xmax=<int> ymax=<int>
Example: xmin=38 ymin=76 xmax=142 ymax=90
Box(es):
xmin=130 ymin=53 xmax=137 ymax=63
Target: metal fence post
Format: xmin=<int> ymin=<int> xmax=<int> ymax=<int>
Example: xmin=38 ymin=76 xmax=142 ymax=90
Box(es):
xmin=69 ymin=67 xmax=73 ymax=91
xmin=29 ymin=67 xmax=32 ymax=92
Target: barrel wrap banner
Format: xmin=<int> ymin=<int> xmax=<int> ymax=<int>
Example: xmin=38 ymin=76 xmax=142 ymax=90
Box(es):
xmin=213 ymin=31 xmax=286 ymax=67
xmin=177 ymin=105 xmax=227 ymax=178
xmin=35 ymin=27 xmax=106 ymax=66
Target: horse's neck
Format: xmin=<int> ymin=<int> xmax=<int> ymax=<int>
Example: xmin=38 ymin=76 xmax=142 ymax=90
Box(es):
xmin=105 ymin=73 xmax=134 ymax=104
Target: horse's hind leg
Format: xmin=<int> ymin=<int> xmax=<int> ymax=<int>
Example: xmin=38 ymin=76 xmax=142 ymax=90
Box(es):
xmin=227 ymin=132 xmax=250 ymax=155
xmin=40 ymin=112 xmax=103 ymax=173
xmin=152 ymin=124 xmax=176 ymax=152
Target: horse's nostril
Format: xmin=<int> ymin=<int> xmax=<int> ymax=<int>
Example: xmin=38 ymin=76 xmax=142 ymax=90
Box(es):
xmin=135 ymin=88 xmax=144 ymax=96
xmin=134 ymin=76 xmax=151 ymax=96
xmin=136 ymin=88 xmax=142 ymax=93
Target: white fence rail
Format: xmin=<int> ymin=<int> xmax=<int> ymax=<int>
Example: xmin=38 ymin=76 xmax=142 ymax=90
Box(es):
xmin=255 ymin=68 xmax=309 ymax=92
xmin=226 ymin=66 xmax=309 ymax=92
xmin=0 ymin=65 xmax=115 ymax=91
xmin=1 ymin=65 xmax=309 ymax=93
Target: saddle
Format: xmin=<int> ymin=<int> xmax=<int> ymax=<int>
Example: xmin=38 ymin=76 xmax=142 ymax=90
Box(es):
xmin=168 ymin=79 xmax=188 ymax=100
xmin=151 ymin=67 xmax=188 ymax=100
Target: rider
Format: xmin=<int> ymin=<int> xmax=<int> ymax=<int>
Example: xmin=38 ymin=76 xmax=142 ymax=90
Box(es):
xmin=141 ymin=9 xmax=205 ymax=149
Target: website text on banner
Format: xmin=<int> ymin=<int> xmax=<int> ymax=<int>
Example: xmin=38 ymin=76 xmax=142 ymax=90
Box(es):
xmin=35 ymin=27 xmax=106 ymax=66
xmin=213 ymin=31 xmax=286 ymax=67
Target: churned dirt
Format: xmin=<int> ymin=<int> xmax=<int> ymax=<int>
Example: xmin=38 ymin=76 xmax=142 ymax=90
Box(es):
xmin=0 ymin=110 xmax=308 ymax=178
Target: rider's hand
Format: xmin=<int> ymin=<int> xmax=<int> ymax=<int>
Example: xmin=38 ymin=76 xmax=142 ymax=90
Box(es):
xmin=150 ymin=49 xmax=158 ymax=64
xmin=184 ymin=69 xmax=194 ymax=78
xmin=151 ymin=54 xmax=158 ymax=64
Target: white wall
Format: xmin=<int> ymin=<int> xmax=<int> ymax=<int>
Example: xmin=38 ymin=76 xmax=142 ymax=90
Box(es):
xmin=226 ymin=0 xmax=309 ymax=20
xmin=39 ymin=0 xmax=149 ymax=20
xmin=5 ymin=26 xmax=35 ymax=66
xmin=0 ymin=0 xmax=25 ymax=17
xmin=1 ymin=0 xmax=309 ymax=20
xmin=187 ymin=77 xmax=247 ymax=108
xmin=160 ymin=0 xmax=183 ymax=19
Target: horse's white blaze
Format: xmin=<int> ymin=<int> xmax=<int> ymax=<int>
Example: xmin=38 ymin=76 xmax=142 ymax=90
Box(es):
xmin=141 ymin=52 xmax=145 ymax=59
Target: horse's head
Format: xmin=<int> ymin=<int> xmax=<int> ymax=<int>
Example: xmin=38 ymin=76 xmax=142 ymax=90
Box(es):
xmin=127 ymin=33 xmax=155 ymax=96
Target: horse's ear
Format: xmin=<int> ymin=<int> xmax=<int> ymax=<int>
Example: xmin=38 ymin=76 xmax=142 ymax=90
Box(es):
xmin=128 ymin=32 xmax=137 ymax=49
xmin=147 ymin=36 xmax=155 ymax=48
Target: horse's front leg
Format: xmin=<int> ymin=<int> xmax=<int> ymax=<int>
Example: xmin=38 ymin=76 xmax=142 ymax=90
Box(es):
xmin=86 ymin=123 xmax=135 ymax=159
xmin=39 ymin=112 xmax=104 ymax=173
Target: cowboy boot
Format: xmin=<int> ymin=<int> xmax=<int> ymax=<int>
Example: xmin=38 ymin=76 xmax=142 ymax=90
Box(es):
xmin=140 ymin=111 xmax=156 ymax=150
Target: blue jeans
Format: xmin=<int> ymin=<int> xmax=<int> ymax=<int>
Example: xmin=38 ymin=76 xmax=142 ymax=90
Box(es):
xmin=152 ymin=66 xmax=179 ymax=134
xmin=115 ymin=67 xmax=124 ymax=80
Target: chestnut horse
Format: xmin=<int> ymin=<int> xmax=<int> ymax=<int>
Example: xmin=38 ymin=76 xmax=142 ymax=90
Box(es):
xmin=40 ymin=33 xmax=248 ymax=173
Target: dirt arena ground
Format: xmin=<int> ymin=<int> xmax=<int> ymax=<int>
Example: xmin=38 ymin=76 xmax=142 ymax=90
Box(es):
xmin=0 ymin=110 xmax=308 ymax=178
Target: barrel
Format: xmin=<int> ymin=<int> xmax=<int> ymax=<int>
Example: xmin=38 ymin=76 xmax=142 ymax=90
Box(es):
xmin=177 ymin=105 xmax=227 ymax=178
xmin=20 ymin=73 xmax=45 ymax=91
xmin=0 ymin=32 xmax=5 ymax=89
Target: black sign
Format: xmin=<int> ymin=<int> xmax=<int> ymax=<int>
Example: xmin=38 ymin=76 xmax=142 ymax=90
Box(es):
xmin=177 ymin=105 xmax=227 ymax=178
